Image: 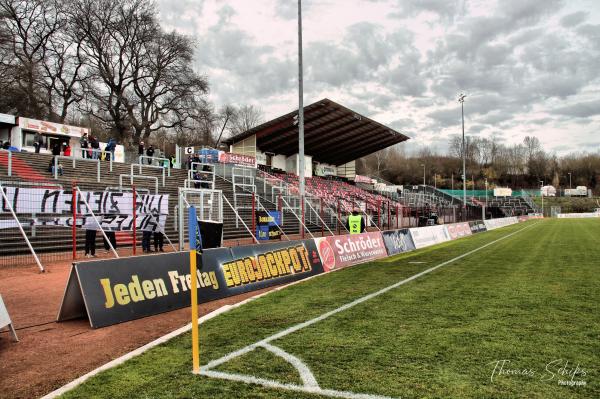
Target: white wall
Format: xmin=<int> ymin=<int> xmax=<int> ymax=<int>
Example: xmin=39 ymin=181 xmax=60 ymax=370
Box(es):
xmin=272 ymin=154 xmax=286 ymax=170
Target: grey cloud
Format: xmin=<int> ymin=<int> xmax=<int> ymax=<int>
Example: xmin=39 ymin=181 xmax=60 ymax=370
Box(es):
xmin=426 ymin=107 xmax=460 ymax=126
xmin=304 ymin=22 xmax=425 ymax=96
xmin=391 ymin=0 xmax=465 ymax=22
xmin=552 ymin=99 xmax=600 ymax=117
xmin=560 ymin=11 xmax=588 ymax=28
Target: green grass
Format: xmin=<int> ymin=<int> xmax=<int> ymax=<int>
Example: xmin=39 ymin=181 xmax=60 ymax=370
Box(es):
xmin=60 ymin=219 xmax=600 ymax=399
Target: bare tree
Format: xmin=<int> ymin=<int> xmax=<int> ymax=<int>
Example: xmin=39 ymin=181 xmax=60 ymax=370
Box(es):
xmin=229 ymin=104 xmax=264 ymax=136
xmin=0 ymin=0 xmax=61 ymax=117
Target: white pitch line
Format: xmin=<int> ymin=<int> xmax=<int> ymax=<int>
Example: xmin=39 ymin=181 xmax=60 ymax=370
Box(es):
xmin=200 ymin=369 xmax=397 ymax=399
xmin=203 ymin=222 xmax=539 ymax=373
xmin=261 ymin=342 xmax=320 ymax=388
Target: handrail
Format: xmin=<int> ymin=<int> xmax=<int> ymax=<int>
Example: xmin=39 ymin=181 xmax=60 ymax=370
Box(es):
xmin=76 ymin=148 xmax=113 ymax=171
xmin=119 ymin=174 xmax=158 ymax=194
xmin=0 ymin=149 xmax=12 ymax=177
xmin=139 ymin=155 xmax=171 ymax=176
xmin=130 ymin=163 xmax=165 ymax=187
xmin=54 ymin=155 xmax=100 ymax=182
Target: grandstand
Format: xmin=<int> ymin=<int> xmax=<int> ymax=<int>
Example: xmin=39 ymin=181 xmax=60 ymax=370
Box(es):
xmin=0 ymin=99 xmax=500 ymax=267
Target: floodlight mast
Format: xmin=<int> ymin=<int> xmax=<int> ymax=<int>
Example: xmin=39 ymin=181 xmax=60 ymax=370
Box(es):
xmin=458 ymin=93 xmax=467 ymax=220
xmin=298 ymin=0 xmax=305 ymax=201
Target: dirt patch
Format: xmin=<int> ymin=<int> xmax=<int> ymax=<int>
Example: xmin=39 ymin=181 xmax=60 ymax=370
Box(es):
xmin=0 ymin=258 xmax=277 ymax=399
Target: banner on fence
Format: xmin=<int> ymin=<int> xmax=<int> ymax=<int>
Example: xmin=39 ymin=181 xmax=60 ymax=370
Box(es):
xmin=381 ymin=229 xmax=416 ymax=255
xmin=409 ymin=225 xmax=451 ymax=249
xmin=0 ymin=188 xmax=168 ymax=231
xmin=218 ymin=152 xmax=256 ymax=168
xmin=446 ymin=222 xmax=473 ymax=240
xmin=256 ymin=210 xmax=282 ymax=241
xmin=58 ymin=239 xmax=324 ymax=328
xmin=314 ymin=232 xmax=387 ymax=272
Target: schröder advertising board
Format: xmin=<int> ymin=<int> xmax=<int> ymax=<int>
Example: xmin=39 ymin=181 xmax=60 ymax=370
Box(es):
xmin=314 ymin=232 xmax=387 ymax=272
xmin=409 ymin=225 xmax=451 ymax=249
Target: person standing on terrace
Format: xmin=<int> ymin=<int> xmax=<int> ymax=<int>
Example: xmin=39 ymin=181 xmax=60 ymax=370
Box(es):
xmin=346 ymin=207 xmax=365 ymax=234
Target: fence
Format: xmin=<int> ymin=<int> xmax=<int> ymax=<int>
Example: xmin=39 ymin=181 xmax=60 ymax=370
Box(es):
xmin=0 ymin=182 xmax=176 ymax=269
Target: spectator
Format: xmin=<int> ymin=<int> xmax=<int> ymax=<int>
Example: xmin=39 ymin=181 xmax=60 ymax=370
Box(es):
xmin=170 ymin=155 xmax=176 ymax=168
xmin=64 ymin=143 xmax=71 ymax=157
xmin=138 ymin=141 xmax=145 ymax=161
xmin=103 ymin=230 xmax=117 ymax=252
xmin=146 ymin=144 xmax=155 ymax=164
xmin=153 ymin=231 xmax=164 ymax=252
xmin=80 ymin=133 xmax=89 ymax=158
xmin=345 ymin=208 xmax=366 ymax=234
xmin=33 ymin=132 xmax=43 ymax=153
xmin=193 ymin=171 xmax=201 ymax=189
xmin=142 ymin=229 xmax=153 ymax=252
xmin=105 ymin=138 xmax=116 ymax=161
xmin=2 ymin=141 xmax=9 ymax=150
xmin=85 ymin=228 xmax=97 ymax=258
xmin=52 ymin=142 xmax=61 ymax=156
xmin=49 ymin=158 xmax=63 ymax=176
xmin=90 ymin=136 xmax=100 ymax=159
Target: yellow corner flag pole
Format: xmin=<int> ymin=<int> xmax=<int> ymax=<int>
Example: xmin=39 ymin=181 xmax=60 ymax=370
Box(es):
xmin=189 ymin=206 xmax=200 ymax=373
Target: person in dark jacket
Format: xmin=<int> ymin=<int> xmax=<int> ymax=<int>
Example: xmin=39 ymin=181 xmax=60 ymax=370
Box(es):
xmin=52 ymin=142 xmax=61 ymax=156
xmin=138 ymin=141 xmax=145 ymax=156
xmin=103 ymin=231 xmax=117 ymax=252
xmin=34 ymin=133 xmax=43 ymax=153
xmin=153 ymin=231 xmax=164 ymax=252
xmin=142 ymin=230 xmax=153 ymax=252
xmin=146 ymin=145 xmax=155 ymax=164
xmin=80 ymin=133 xmax=89 ymax=158
xmin=90 ymin=136 xmax=100 ymax=159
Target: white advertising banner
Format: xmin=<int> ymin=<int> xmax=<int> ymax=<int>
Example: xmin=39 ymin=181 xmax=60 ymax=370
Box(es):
xmin=0 ymin=188 xmax=168 ymax=231
xmin=409 ymin=225 xmax=451 ymax=249
xmin=483 ymin=217 xmax=519 ymax=230
xmin=557 ymin=213 xmax=600 ymax=218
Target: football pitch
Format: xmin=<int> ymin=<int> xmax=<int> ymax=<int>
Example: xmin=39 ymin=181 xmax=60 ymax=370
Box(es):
xmin=60 ymin=219 xmax=599 ymax=398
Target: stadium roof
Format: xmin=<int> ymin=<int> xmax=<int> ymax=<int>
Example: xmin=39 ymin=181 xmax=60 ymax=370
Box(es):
xmin=224 ymin=98 xmax=410 ymax=166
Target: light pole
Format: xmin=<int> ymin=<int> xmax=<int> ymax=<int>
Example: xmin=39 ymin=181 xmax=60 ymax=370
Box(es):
xmin=540 ymin=180 xmax=544 ymax=217
xmin=297 ymin=1 xmax=305 ymax=204
xmin=421 ymin=164 xmax=425 ymax=186
xmin=434 ymin=174 xmax=437 ymax=189
xmin=451 ymin=172 xmax=454 ymax=190
xmin=568 ymin=172 xmax=572 ymax=190
xmin=458 ymin=93 xmax=467 ymax=219
xmin=484 ymin=178 xmax=488 ymax=220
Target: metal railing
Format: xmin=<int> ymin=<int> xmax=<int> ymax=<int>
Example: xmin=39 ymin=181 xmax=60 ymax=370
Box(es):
xmin=76 ymin=148 xmax=113 ymax=171
xmin=130 ymin=163 xmax=166 ymax=187
xmin=119 ymin=174 xmax=158 ymax=194
xmin=54 ymin=155 xmax=101 ymax=182
xmin=139 ymin=155 xmax=171 ymax=176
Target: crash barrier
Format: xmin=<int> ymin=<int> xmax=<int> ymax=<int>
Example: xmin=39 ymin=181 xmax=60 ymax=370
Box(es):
xmin=57 ymin=216 xmax=527 ymax=328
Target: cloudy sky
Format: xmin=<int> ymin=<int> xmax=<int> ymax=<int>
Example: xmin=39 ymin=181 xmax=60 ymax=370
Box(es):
xmin=157 ymin=0 xmax=600 ymax=155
